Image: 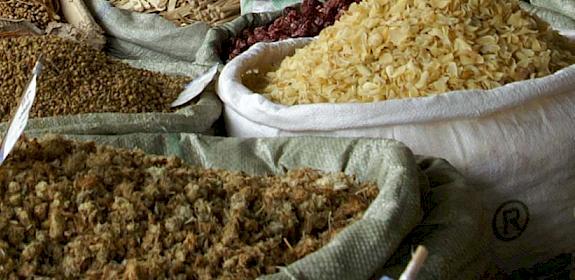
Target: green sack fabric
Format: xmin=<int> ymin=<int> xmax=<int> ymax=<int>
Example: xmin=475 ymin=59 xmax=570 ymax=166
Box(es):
xmin=0 ymin=91 xmax=220 ymax=135
xmin=520 ymin=1 xmax=575 ymax=30
xmin=85 ymin=0 xmax=282 ymax=72
xmin=241 ymin=0 xmax=302 ymax=14
xmin=52 ymin=133 xmax=488 ymax=279
xmin=375 ymin=157 xmax=491 ymax=280
xmin=85 ymin=0 xmax=213 ymax=77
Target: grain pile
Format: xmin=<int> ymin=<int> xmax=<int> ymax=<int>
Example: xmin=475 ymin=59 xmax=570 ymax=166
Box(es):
xmin=0 ymin=136 xmax=379 ymax=279
xmin=0 ymin=0 xmax=60 ymax=28
xmin=109 ymin=0 xmax=240 ymax=26
xmin=259 ymin=0 xmax=575 ymax=105
xmin=0 ymin=35 xmax=189 ymax=122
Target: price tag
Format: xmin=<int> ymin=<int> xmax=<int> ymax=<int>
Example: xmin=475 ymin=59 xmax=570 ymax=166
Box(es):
xmin=0 ymin=57 xmax=43 ymax=165
xmin=171 ymin=64 xmax=219 ymax=108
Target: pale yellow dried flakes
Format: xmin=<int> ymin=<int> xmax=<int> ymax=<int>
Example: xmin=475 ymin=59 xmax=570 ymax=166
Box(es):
xmin=259 ymin=0 xmax=575 ymax=105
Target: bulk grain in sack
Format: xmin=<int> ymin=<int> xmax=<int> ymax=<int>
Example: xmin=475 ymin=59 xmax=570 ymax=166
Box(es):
xmin=0 ymin=35 xmax=220 ymax=135
xmin=218 ymin=0 xmax=575 ymax=272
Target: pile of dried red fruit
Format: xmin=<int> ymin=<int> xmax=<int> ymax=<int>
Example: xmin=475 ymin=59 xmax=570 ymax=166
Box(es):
xmin=223 ymin=0 xmax=360 ymax=60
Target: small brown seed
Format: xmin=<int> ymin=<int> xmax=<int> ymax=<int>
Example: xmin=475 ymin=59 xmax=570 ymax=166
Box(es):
xmin=0 ymin=35 xmax=190 ymax=122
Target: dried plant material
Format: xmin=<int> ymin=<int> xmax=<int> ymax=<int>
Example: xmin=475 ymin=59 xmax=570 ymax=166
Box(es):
xmin=0 ymin=0 xmax=60 ymax=28
xmin=0 ymin=136 xmax=379 ymax=279
xmin=223 ymin=0 xmax=360 ymax=61
xmin=260 ymin=0 xmax=575 ymax=105
xmin=109 ymin=0 xmax=240 ymax=26
xmin=0 ymin=35 xmax=189 ymax=121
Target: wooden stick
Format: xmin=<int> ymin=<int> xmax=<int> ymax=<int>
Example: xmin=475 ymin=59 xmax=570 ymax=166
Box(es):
xmin=283 ymin=238 xmax=294 ymax=250
xmin=209 ymin=11 xmax=220 ymax=20
xmin=222 ymin=0 xmax=239 ymax=6
xmin=167 ymin=0 xmax=177 ymax=11
xmin=207 ymin=0 xmax=227 ymax=8
xmin=221 ymin=2 xmax=239 ymax=12
xmin=398 ymin=245 xmax=428 ymax=280
xmin=219 ymin=9 xmax=238 ymax=19
xmin=214 ymin=2 xmax=238 ymax=14
xmin=163 ymin=5 xmax=192 ymax=19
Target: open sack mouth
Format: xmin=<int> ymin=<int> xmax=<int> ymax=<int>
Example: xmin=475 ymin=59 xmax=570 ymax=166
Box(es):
xmin=224 ymin=0 xmax=575 ymax=106
xmin=218 ymin=36 xmax=575 ymax=132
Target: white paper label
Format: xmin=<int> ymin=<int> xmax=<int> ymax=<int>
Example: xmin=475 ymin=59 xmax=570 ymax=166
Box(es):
xmin=171 ymin=64 xmax=219 ymax=108
xmin=0 ymin=58 xmax=43 ymax=165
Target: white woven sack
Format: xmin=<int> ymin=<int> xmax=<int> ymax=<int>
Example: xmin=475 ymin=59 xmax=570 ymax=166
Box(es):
xmin=218 ymin=36 xmax=575 ymax=272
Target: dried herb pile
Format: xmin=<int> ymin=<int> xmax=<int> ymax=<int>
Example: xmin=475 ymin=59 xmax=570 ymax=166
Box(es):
xmin=0 ymin=35 xmax=189 ymax=122
xmin=223 ymin=0 xmax=360 ymax=60
xmin=0 ymin=136 xmax=379 ymax=279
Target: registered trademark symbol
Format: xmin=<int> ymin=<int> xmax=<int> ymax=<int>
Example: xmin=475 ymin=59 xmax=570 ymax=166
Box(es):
xmin=492 ymin=200 xmax=529 ymax=241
